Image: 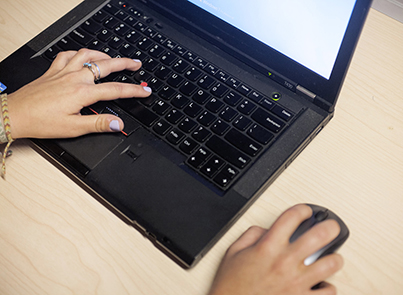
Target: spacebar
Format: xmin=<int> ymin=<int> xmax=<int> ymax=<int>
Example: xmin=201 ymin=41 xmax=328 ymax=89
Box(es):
xmin=205 ymin=136 xmax=251 ymax=169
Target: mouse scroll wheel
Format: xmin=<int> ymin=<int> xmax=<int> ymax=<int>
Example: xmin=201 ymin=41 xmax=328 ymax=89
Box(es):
xmin=314 ymin=210 xmax=329 ymax=222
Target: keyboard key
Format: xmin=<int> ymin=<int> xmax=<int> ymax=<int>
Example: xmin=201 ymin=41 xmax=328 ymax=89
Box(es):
xmin=251 ymin=108 xmax=285 ymax=133
xmin=143 ymin=58 xmax=160 ymax=72
xmin=206 ymin=98 xmax=224 ymax=113
xmin=137 ymin=37 xmax=154 ymax=51
xmin=172 ymin=94 xmax=190 ymax=109
xmin=116 ymin=100 xmax=159 ymax=127
xmin=98 ymin=28 xmax=113 ymax=42
xmin=167 ymin=73 xmax=184 ymax=88
xmin=225 ymin=128 xmax=262 ymax=156
xmin=178 ymin=117 xmax=198 ymax=133
xmin=125 ymin=30 xmax=140 ymax=44
xmin=205 ymin=64 xmax=219 ymax=75
xmin=201 ymin=156 xmax=225 ymax=178
xmin=192 ymin=126 xmax=211 ymax=142
xmin=114 ymin=22 xmax=130 ymax=36
xmin=233 ymin=115 xmax=252 ymax=131
xmin=179 ymin=138 xmax=199 ymax=155
xmin=248 ymin=91 xmax=264 ymax=103
xmin=153 ymin=119 xmax=172 ymax=135
xmin=120 ymin=43 xmax=135 ymax=56
xmin=166 ymin=109 xmax=184 ymax=124
xmin=224 ymin=91 xmax=242 ymax=106
xmin=159 ymin=86 xmax=176 ymax=100
xmin=160 ymin=51 xmax=177 ymax=66
xmin=194 ymin=57 xmax=208 ymax=69
xmin=187 ymin=147 xmax=211 ymax=169
xmin=148 ymin=77 xmax=164 ymax=91
xmin=219 ymin=107 xmax=238 ymax=122
xmin=179 ymin=81 xmax=197 ymax=96
xmin=153 ymin=100 xmax=171 ymax=115
xmin=211 ymin=119 xmax=230 ymax=135
xmin=238 ymin=84 xmax=252 ymax=96
xmin=192 ymin=89 xmax=210 ymax=104
xmin=155 ymin=65 xmax=172 ymax=80
xmin=198 ymin=111 xmax=216 ymax=127
xmin=184 ymin=51 xmax=197 ymax=62
xmin=225 ymin=77 xmax=241 ymax=89
xmin=213 ymin=165 xmax=238 ymax=187
xmin=185 ymin=67 xmax=202 ymax=82
xmin=166 ymin=129 xmax=185 ymax=145
xmin=184 ymin=102 xmax=203 ymax=118
xmin=271 ymin=105 xmax=294 ymax=122
xmin=173 ymin=45 xmax=187 ymax=56
xmin=104 ymin=3 xmax=119 ymax=15
xmin=172 ymin=59 xmax=189 ymax=74
xmin=206 ymin=136 xmax=251 ymax=169
xmin=215 ymin=70 xmax=229 ymax=82
xmin=248 ymin=124 xmax=274 ymax=144
xmin=237 ymin=100 xmax=256 ymax=115
xmin=81 ymin=20 xmax=102 ymax=35
xmin=57 ymin=37 xmax=81 ymax=51
xmin=211 ymin=83 xmax=229 ymax=98
xmin=133 ymin=69 xmax=151 ymax=82
xmin=149 ymin=44 xmax=165 ymax=58
xmin=108 ymin=36 xmax=124 ymax=49
xmin=260 ymin=98 xmax=275 ymax=111
xmin=198 ymin=75 xmax=215 ymax=90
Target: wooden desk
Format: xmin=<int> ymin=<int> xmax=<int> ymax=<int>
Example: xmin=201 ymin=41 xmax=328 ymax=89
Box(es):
xmin=1 ymin=1 xmax=403 ymax=294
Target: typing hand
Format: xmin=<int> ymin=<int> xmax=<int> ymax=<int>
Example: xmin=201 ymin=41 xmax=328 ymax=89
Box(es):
xmin=7 ymin=49 xmax=151 ymax=139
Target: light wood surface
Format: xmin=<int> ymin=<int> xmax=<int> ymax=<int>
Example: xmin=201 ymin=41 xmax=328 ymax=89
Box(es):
xmin=1 ymin=1 xmax=403 ymax=294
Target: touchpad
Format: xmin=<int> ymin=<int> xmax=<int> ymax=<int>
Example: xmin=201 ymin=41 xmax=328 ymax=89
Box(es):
xmin=56 ymin=133 xmax=123 ymax=169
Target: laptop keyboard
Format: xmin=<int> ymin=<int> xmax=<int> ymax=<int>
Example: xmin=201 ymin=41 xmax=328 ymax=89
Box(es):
xmin=42 ymin=0 xmax=297 ymax=190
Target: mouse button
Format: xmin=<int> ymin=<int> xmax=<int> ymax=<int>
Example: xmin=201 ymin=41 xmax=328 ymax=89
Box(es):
xmin=314 ymin=209 xmax=329 ymax=222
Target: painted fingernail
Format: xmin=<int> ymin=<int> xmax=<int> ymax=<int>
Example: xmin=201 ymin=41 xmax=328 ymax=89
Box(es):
xmin=109 ymin=120 xmax=121 ymax=132
xmin=143 ymin=86 xmax=152 ymax=93
xmin=133 ymin=59 xmax=141 ymax=63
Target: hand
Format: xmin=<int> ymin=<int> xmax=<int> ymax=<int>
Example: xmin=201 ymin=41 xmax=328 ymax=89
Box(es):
xmin=208 ymin=204 xmax=344 ymax=295
xmin=7 ymin=49 xmax=151 ymax=139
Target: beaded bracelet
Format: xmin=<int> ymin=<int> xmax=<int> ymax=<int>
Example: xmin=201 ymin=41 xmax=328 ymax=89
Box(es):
xmin=1 ymin=93 xmax=14 ymax=179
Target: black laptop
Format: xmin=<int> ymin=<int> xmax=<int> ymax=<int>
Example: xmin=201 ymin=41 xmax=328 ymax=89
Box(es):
xmin=0 ymin=0 xmax=372 ymax=268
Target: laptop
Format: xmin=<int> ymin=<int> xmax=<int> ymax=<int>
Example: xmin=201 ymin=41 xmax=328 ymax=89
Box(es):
xmin=0 ymin=0 xmax=372 ymax=268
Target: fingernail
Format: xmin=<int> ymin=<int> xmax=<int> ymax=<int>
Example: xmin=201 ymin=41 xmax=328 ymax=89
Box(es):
xmin=143 ymin=86 xmax=152 ymax=93
xmin=133 ymin=59 xmax=141 ymax=63
xmin=109 ymin=120 xmax=121 ymax=132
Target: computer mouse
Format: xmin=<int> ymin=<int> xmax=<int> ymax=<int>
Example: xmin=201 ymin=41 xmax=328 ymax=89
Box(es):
xmin=289 ymin=204 xmax=349 ymax=266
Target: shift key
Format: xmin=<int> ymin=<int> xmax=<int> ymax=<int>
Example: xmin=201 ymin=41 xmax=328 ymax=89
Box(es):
xmin=206 ymin=136 xmax=251 ymax=169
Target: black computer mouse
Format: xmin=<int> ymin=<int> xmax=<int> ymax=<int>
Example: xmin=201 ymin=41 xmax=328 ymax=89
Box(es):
xmin=289 ymin=204 xmax=350 ymax=266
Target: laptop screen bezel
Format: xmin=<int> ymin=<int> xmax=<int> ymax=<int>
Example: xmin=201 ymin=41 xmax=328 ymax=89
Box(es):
xmin=146 ymin=0 xmax=372 ymax=111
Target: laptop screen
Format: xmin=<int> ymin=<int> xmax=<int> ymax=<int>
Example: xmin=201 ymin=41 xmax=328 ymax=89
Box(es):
xmin=187 ymin=0 xmax=356 ymax=80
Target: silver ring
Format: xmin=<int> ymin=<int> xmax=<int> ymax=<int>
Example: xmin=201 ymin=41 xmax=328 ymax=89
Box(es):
xmin=83 ymin=62 xmax=101 ymax=81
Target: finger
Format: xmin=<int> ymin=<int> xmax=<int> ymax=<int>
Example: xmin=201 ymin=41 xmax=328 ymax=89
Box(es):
xmin=83 ymin=82 xmax=152 ymax=105
xmin=226 ymin=226 xmax=267 ymax=256
xmin=71 ymin=114 xmax=125 ymax=136
xmin=290 ymin=219 xmax=340 ymax=261
xmin=87 ymin=57 xmax=142 ymax=80
xmin=43 ymin=51 xmax=78 ymax=76
xmin=311 ymin=281 xmax=337 ymax=294
xmin=305 ymin=254 xmax=343 ymax=290
xmin=65 ymin=48 xmax=112 ymax=71
xmin=258 ymin=204 xmax=313 ymax=247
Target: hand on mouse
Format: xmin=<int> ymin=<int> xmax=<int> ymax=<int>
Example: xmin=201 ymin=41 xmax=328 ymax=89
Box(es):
xmin=7 ymin=49 xmax=152 ymax=140
xmin=208 ymin=204 xmax=344 ymax=295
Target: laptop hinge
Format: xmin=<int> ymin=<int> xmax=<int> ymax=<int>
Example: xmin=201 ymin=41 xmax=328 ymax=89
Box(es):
xmin=296 ymin=85 xmax=316 ymax=102
xmin=296 ymin=85 xmax=333 ymax=112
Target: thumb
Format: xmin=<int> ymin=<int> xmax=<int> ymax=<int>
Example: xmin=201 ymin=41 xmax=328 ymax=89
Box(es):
xmin=78 ymin=114 xmax=124 ymax=134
